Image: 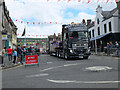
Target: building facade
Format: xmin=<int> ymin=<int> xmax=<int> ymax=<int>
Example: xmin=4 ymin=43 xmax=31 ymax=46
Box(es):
xmin=0 ymin=0 xmax=17 ymax=50
xmin=0 ymin=0 xmax=4 ymax=55
xmin=17 ymin=38 xmax=48 ymax=52
xmin=88 ymin=2 xmax=120 ymax=52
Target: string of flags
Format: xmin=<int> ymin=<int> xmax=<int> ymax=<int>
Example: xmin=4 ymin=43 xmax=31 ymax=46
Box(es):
xmin=13 ymin=0 xmax=119 ymax=3
xmin=47 ymin=0 xmax=119 ymax=3
xmin=17 ymin=34 xmax=50 ymax=37
xmin=17 ymin=39 xmax=48 ymax=42
xmin=14 ymin=19 xmax=63 ymax=25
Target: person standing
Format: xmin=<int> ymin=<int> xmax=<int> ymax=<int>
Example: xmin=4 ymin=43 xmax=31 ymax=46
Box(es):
xmin=114 ymin=42 xmax=119 ymax=56
xmin=1 ymin=47 xmax=6 ymax=67
xmin=17 ymin=45 xmax=22 ymax=64
xmin=7 ymin=46 xmax=13 ymax=62
xmin=13 ymin=49 xmax=17 ymax=65
xmin=107 ymin=42 xmax=110 ymax=55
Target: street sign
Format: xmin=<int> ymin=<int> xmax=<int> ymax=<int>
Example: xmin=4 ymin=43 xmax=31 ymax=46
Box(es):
xmin=25 ymin=55 xmax=39 ymax=67
xmin=2 ymin=35 xmax=7 ymax=40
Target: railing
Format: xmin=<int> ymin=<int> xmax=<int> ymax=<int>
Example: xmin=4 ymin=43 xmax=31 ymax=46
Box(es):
xmin=104 ymin=48 xmax=120 ymax=56
xmin=90 ymin=47 xmax=120 ymax=56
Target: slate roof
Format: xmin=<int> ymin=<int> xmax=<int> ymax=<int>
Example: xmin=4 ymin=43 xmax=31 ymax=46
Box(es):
xmin=102 ymin=8 xmax=118 ymax=21
xmin=87 ymin=22 xmax=95 ymax=29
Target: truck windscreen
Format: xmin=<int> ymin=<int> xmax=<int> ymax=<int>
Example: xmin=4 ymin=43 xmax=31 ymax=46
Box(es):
xmin=69 ymin=31 xmax=88 ymax=39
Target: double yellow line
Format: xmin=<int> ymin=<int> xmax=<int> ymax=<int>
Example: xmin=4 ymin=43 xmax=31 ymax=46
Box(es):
xmin=1 ymin=65 xmax=24 ymax=71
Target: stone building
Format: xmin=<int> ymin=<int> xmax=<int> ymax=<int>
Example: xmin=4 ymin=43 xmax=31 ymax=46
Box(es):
xmin=0 ymin=0 xmax=17 ymax=50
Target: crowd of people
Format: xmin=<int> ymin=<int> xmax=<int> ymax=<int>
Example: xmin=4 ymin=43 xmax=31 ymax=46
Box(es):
xmin=1 ymin=45 xmax=40 ymax=67
xmin=107 ymin=42 xmax=120 ymax=48
xmin=107 ymin=41 xmax=120 ymax=56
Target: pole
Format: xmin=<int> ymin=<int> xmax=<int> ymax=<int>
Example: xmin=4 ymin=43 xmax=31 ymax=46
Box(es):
xmin=25 ymin=24 xmax=27 ymax=46
xmin=94 ymin=26 xmax=97 ymax=55
xmin=95 ymin=36 xmax=97 ymax=54
xmin=0 ymin=1 xmax=3 ymax=56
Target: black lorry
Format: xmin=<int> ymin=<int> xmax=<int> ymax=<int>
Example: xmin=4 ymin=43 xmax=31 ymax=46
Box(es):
xmin=55 ymin=23 xmax=91 ymax=59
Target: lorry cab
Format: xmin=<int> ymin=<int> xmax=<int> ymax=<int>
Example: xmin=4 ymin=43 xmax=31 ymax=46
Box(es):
xmin=59 ymin=23 xmax=91 ymax=59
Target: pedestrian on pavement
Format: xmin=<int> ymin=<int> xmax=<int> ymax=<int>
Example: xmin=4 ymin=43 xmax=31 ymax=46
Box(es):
xmin=1 ymin=47 xmax=7 ymax=67
xmin=7 ymin=46 xmax=13 ymax=62
xmin=114 ymin=42 xmax=119 ymax=56
xmin=114 ymin=42 xmax=119 ymax=48
xmin=13 ymin=49 xmax=17 ymax=65
xmin=110 ymin=42 xmax=113 ymax=48
xmin=107 ymin=42 xmax=110 ymax=55
xmin=28 ymin=46 xmax=32 ymax=54
xmin=17 ymin=45 xmax=22 ymax=64
xmin=23 ymin=46 xmax=26 ymax=61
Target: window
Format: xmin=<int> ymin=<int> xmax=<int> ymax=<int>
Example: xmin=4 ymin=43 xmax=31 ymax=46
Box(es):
xmin=98 ymin=27 xmax=100 ymax=35
xmin=104 ymin=24 xmax=107 ymax=33
xmin=92 ymin=29 xmax=94 ymax=37
xmin=89 ymin=31 xmax=91 ymax=38
xmin=97 ymin=18 xmax=100 ymax=24
xmin=109 ymin=22 xmax=112 ymax=32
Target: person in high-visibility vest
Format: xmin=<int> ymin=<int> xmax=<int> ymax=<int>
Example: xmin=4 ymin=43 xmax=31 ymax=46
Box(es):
xmin=45 ymin=50 xmax=46 ymax=53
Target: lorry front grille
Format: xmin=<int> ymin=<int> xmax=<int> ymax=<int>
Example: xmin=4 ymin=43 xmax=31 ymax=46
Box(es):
xmin=74 ymin=49 xmax=86 ymax=54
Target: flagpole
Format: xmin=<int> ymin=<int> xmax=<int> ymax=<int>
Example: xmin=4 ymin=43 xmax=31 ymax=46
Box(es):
xmin=25 ymin=24 xmax=27 ymax=47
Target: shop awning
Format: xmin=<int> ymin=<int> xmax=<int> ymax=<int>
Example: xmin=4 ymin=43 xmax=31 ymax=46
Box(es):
xmin=90 ymin=32 xmax=111 ymax=41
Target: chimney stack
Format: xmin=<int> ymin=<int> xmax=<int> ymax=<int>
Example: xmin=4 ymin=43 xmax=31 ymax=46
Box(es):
xmin=117 ymin=1 xmax=120 ymax=15
xmin=87 ymin=19 xmax=91 ymax=25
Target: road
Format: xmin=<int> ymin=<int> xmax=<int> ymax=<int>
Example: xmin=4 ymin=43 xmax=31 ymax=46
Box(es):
xmin=2 ymin=55 xmax=119 ymax=88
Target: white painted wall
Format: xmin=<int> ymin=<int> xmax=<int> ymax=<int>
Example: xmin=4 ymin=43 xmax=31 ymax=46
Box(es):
xmin=89 ymin=7 xmax=119 ymax=39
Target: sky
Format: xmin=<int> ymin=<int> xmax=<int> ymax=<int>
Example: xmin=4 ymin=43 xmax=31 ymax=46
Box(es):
xmin=5 ymin=0 xmax=117 ymax=38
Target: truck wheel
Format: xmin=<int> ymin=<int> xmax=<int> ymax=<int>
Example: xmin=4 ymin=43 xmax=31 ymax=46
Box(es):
xmin=64 ymin=53 xmax=69 ymax=60
xmin=56 ymin=51 xmax=58 ymax=57
xmin=58 ymin=53 xmax=61 ymax=58
xmin=84 ymin=56 xmax=89 ymax=59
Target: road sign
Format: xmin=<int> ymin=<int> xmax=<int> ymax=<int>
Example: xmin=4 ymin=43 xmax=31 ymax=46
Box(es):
xmin=25 ymin=55 xmax=39 ymax=67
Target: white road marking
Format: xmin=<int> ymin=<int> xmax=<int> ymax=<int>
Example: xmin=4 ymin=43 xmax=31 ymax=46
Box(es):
xmin=40 ymin=63 xmax=82 ymax=72
xmin=63 ymin=63 xmax=79 ymax=67
xmin=40 ymin=66 xmax=63 ymax=72
xmin=85 ymin=66 xmax=112 ymax=71
xmin=114 ymin=58 xmax=120 ymax=60
xmin=47 ymin=62 xmax=53 ymax=64
xmin=26 ymin=73 xmax=49 ymax=78
xmin=47 ymin=79 xmax=120 ymax=84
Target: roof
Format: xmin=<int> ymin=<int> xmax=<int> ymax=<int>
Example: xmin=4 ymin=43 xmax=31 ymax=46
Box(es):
xmin=87 ymin=22 xmax=95 ymax=29
xmin=102 ymin=8 xmax=118 ymax=21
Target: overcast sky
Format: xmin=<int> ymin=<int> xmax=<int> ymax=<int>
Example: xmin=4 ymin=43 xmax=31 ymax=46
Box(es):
xmin=5 ymin=0 xmax=117 ymax=38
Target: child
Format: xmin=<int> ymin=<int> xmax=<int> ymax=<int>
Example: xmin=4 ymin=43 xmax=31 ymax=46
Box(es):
xmin=13 ymin=49 xmax=17 ymax=65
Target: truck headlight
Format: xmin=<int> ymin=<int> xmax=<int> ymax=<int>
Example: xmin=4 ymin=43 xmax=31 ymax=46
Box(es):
xmin=70 ymin=49 xmax=73 ymax=53
xmin=84 ymin=44 xmax=87 ymax=46
xmin=88 ymin=49 xmax=90 ymax=52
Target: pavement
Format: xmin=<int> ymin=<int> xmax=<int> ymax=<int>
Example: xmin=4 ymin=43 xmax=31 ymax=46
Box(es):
xmin=0 ymin=56 xmax=24 ymax=70
xmin=91 ymin=52 xmax=120 ymax=57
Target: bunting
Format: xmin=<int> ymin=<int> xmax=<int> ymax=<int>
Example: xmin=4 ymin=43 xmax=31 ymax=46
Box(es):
xmin=13 ymin=0 xmax=119 ymax=3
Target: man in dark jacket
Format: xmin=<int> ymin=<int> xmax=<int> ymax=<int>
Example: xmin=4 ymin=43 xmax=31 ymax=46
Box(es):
xmin=17 ymin=45 xmax=23 ymax=64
